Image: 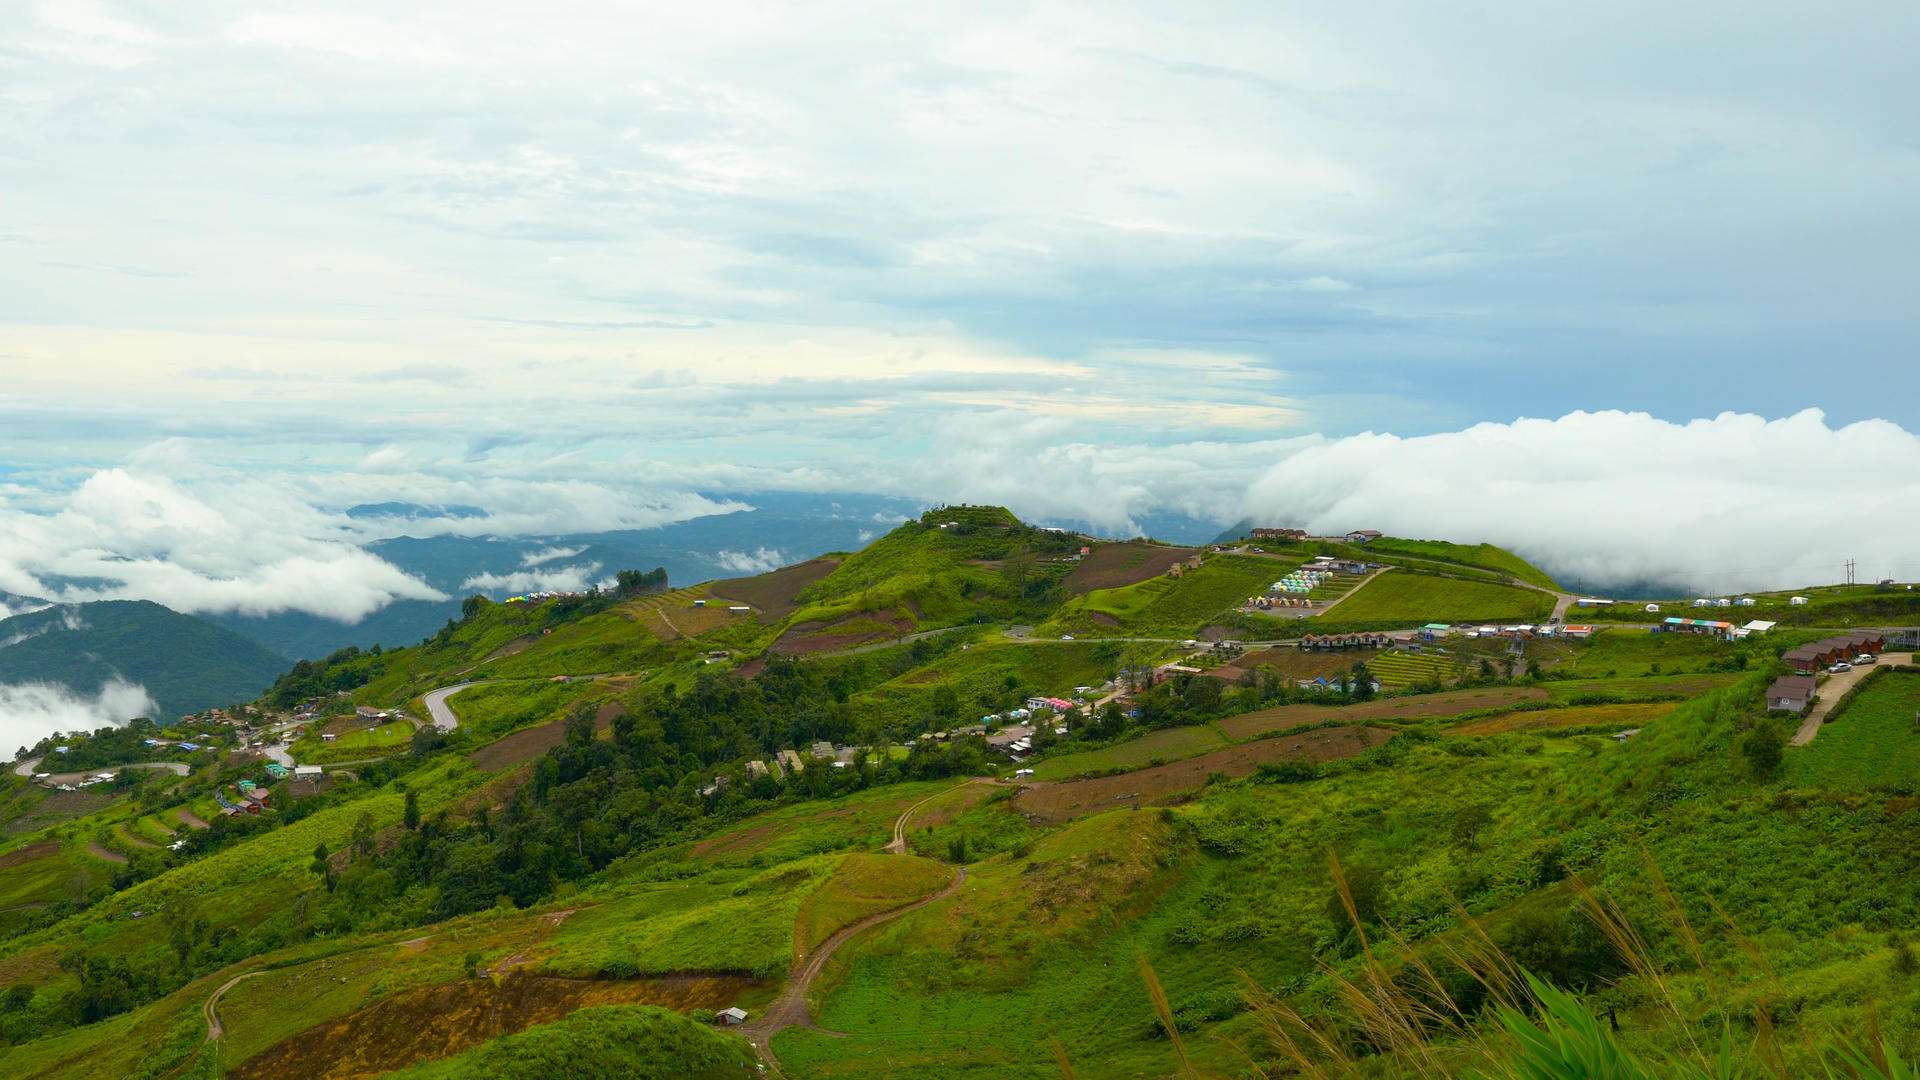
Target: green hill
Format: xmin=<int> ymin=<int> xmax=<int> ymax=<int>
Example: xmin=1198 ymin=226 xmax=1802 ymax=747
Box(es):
xmin=0 ymin=600 xmax=289 ymax=721
xmin=7 ymin=519 xmax=1920 ymax=1080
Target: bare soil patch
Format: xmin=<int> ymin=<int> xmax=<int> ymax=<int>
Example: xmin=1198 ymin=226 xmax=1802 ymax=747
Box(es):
xmin=1014 ymin=726 xmax=1393 ymax=824
xmin=468 ymin=702 xmax=625 ymax=771
xmin=83 ymin=841 xmax=126 ymax=864
xmin=229 ymin=972 xmax=758 ymax=1080
xmin=710 ymin=557 xmax=842 ymax=622
xmin=0 ymin=839 xmax=60 ymax=871
xmin=1063 ymin=542 xmax=1198 ymax=594
xmin=1216 ymin=686 xmax=1549 ymax=740
xmin=770 ymin=612 xmax=914 ymax=655
xmin=1447 ymin=701 xmax=1677 ymax=737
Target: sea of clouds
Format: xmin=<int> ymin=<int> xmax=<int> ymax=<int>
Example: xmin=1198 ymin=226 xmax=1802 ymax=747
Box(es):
xmin=0 ymin=409 xmax=1914 ymax=635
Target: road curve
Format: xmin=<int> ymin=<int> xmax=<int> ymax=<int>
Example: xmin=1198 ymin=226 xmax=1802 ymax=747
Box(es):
xmin=204 ymin=970 xmax=266 ymax=1041
xmin=13 ymin=757 xmax=40 ymax=777
xmin=738 ymin=868 xmax=966 ymax=1071
xmin=423 ymin=681 xmax=498 ymax=732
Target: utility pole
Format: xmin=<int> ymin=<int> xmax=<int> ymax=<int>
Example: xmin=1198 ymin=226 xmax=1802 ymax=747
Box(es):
xmin=1846 ymin=558 xmax=1856 ymax=588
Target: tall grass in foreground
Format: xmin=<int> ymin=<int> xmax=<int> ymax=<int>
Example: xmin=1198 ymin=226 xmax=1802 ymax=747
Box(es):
xmin=1116 ymin=852 xmax=1913 ymax=1080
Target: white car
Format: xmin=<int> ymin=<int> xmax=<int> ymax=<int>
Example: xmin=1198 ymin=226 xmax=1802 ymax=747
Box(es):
xmin=1856 ymin=653 xmax=1876 ymax=664
xmin=1829 ymin=662 xmax=1852 ymax=673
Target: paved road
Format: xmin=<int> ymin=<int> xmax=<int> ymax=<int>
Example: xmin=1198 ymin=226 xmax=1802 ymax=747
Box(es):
xmin=423 ymin=681 xmax=498 ymax=732
xmin=15 ymin=759 xmax=190 ymax=783
xmin=259 ymin=743 xmax=294 ymax=768
xmin=1791 ymin=653 xmax=1911 ymax=746
xmin=12 ymin=757 xmax=39 ymax=777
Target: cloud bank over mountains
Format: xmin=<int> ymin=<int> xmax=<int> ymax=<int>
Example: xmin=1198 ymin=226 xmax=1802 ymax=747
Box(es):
xmin=0 ymin=408 xmax=1913 ymax=624
xmin=0 ymin=678 xmax=156 ymax=757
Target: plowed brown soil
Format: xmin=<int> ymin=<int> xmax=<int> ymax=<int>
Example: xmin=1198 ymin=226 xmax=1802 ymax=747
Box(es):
xmin=1215 ymin=686 xmax=1548 ymax=740
xmin=1063 ymin=542 xmax=1197 ymax=593
xmin=1013 ymin=725 xmax=1394 ymax=824
xmin=229 ymin=972 xmax=758 ymax=1080
xmin=709 ymin=558 xmax=841 ymax=622
xmin=468 ymin=701 xmax=625 ymax=771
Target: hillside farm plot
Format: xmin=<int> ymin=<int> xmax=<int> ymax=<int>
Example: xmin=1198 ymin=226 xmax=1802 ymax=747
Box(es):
xmin=1062 ymin=542 xmax=1200 ymax=593
xmin=1216 ymin=686 xmax=1549 ymax=739
xmin=1446 ymin=701 xmax=1678 ymax=736
xmin=1789 ymin=671 xmax=1920 ymax=790
xmin=229 ymin=972 xmax=756 ymax=1080
xmin=1014 ymin=725 xmax=1392 ymax=823
xmin=1047 ymin=554 xmax=1285 ymax=637
xmin=1360 ymin=538 xmax=1562 ymax=590
xmin=1210 ymin=646 xmax=1385 ymax=683
xmin=1310 ymin=570 xmax=1554 ymax=626
xmin=1545 ymin=672 xmax=1744 ymax=701
xmin=469 ymin=700 xmax=624 ymax=770
xmin=1368 ymin=650 xmax=1466 ymax=687
xmin=709 ymin=558 xmax=842 ymax=622
xmin=1028 ymin=725 xmax=1229 ymax=781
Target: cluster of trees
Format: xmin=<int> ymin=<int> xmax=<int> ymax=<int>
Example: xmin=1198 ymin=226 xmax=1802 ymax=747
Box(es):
xmin=266 ymin=644 xmax=388 ymax=709
xmin=17 ymin=719 xmax=205 ymax=770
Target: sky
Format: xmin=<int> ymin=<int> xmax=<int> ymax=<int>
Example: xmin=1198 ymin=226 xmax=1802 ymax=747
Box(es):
xmin=4 ymin=0 xmax=1920 ymax=634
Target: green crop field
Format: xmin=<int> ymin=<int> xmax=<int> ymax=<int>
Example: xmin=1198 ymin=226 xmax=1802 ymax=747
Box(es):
xmin=1366 ymin=650 xmax=1464 ymax=687
xmin=1026 ymin=724 xmax=1228 ymax=780
xmin=1310 ymin=570 xmax=1554 ymax=626
xmin=380 ymin=1005 xmax=753 ymax=1080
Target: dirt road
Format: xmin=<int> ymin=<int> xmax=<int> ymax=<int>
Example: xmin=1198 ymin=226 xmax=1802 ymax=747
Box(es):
xmin=204 ymin=970 xmax=265 ymax=1040
xmin=737 ymin=868 xmax=965 ymax=1072
xmin=1792 ymin=654 xmax=1911 ymax=746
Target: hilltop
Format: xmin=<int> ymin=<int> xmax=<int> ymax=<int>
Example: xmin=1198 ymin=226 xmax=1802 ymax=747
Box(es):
xmin=3 ymin=509 xmax=1919 ymax=1078
xmin=0 ymin=601 xmax=290 ymax=725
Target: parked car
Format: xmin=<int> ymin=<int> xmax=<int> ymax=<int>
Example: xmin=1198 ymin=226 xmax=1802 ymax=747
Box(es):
xmin=1856 ymin=653 xmax=1877 ymax=664
xmin=1829 ymin=662 xmax=1852 ymax=673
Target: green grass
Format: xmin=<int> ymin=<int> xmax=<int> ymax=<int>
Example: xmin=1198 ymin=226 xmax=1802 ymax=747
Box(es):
xmin=430 ymin=679 xmax=609 ymax=740
xmin=1312 ymin=570 xmax=1554 ymax=626
xmin=1026 ymin=725 xmax=1228 ymax=781
xmin=794 ymin=853 xmax=954 ymax=955
xmin=1359 ymin=537 xmax=1562 ymax=590
xmin=1042 ymin=554 xmax=1286 ymax=637
xmin=542 ymin=857 xmax=839 ymax=978
xmin=1789 ymin=670 xmax=1920 ymax=790
xmin=377 ymin=1005 xmax=753 ymax=1080
xmin=289 ymin=721 xmax=414 ymax=764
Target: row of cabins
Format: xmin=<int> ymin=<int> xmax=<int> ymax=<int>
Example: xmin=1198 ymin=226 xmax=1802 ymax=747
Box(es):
xmin=1656 ymin=618 xmax=1778 ymax=640
xmin=1782 ymin=632 xmax=1885 ymax=674
xmin=1298 ymin=632 xmax=1396 ymax=650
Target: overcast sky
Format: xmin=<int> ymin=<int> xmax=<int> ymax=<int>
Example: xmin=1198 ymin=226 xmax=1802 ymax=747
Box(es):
xmin=5 ymin=1 xmax=1920 ymax=617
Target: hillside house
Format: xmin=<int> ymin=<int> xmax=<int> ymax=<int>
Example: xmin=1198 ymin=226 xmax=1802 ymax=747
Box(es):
xmin=1346 ymin=530 xmax=1383 ymax=543
xmin=1782 ymin=632 xmax=1885 ymax=673
xmin=294 ymin=765 xmax=322 ymax=779
xmin=717 ymin=1008 xmax=749 ymax=1026
xmin=1765 ymin=674 xmax=1817 ymax=713
xmin=1251 ymin=528 xmax=1306 ymax=541
xmin=1790 ymin=596 xmax=1809 ymax=606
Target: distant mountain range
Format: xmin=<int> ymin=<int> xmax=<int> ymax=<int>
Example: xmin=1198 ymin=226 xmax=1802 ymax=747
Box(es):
xmin=0 ymin=600 xmax=290 ymax=722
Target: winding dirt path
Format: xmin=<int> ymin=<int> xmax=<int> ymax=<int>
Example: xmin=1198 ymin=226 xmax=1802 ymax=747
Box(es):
xmin=886 ymin=777 xmax=998 ymax=854
xmin=177 ymin=807 xmax=209 ymax=829
xmin=737 ymin=868 xmax=965 ymax=1072
xmin=204 ymin=970 xmax=265 ymax=1040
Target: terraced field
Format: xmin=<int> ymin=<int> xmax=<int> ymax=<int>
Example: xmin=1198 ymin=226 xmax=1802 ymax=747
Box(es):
xmin=1217 ymin=685 xmax=1549 ymax=739
xmin=1446 ymin=701 xmax=1677 ymax=736
xmin=1368 ymin=650 xmax=1465 ymax=687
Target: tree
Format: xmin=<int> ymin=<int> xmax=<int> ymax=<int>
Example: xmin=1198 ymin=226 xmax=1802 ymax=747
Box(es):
xmin=1450 ymin=804 xmax=1494 ymax=850
xmin=1741 ymin=715 xmax=1788 ymax=779
xmin=947 ymin=833 xmax=969 ymax=863
xmin=1327 ymin=864 xmax=1386 ymax=928
xmin=351 ymin=812 xmax=377 ymax=859
xmin=564 ymin=702 xmax=597 ymax=747
xmin=1000 ymin=543 xmax=1036 ymax=596
xmin=1347 ymin=662 xmax=1375 ymax=702
xmin=461 ymin=594 xmax=490 ymax=621
xmin=311 ymin=842 xmax=336 ymax=892
xmin=403 ymin=791 xmax=420 ymax=831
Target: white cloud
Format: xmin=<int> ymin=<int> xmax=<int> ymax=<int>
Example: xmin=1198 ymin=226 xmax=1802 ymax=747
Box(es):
xmin=460 ymin=563 xmax=604 ymax=595
xmin=520 ymin=545 xmax=586 ymax=567
xmin=714 ymin=548 xmax=789 ymax=575
xmin=225 ymin=11 xmax=460 ymax=67
xmin=0 ymin=677 xmax=155 ymax=756
xmin=1239 ymin=409 xmax=1920 ymax=592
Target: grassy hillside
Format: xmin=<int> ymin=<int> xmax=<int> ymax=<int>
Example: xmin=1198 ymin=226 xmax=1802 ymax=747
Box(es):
xmin=1359 ymin=536 xmax=1563 ymax=590
xmin=1299 ymin=569 xmax=1555 ymax=627
xmin=10 ymin=519 xmax=1920 ymax=1079
xmin=0 ymin=601 xmax=289 ymax=720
